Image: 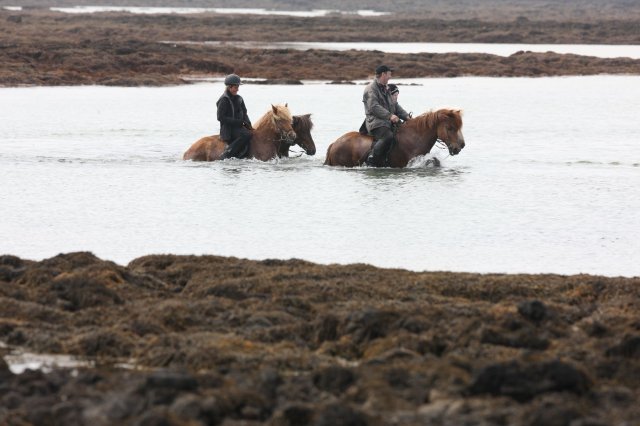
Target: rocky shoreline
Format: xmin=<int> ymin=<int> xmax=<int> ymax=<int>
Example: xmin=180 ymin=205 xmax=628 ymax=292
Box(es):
xmin=2 ymin=10 xmax=640 ymax=86
xmin=1 ymin=252 xmax=639 ymax=425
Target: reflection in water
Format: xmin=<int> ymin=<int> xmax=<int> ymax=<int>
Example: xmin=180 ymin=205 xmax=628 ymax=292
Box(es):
xmin=354 ymin=163 xmax=467 ymax=191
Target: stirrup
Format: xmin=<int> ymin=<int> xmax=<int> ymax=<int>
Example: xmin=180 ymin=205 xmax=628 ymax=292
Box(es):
xmin=365 ymin=153 xmax=377 ymax=167
xmin=219 ymin=146 xmax=233 ymax=160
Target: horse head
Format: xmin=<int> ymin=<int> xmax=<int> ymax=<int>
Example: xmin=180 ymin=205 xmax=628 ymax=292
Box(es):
xmin=292 ymin=114 xmax=316 ymax=155
xmin=435 ymin=109 xmax=465 ymax=155
xmin=271 ymin=104 xmax=297 ymax=144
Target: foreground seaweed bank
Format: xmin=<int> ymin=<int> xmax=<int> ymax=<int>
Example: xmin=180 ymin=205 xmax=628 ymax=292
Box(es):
xmin=1 ymin=252 xmax=639 ymax=425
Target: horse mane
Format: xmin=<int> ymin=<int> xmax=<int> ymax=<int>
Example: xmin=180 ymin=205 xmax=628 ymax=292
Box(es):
xmin=254 ymin=104 xmax=293 ymax=132
xmin=408 ymin=108 xmax=463 ymax=133
xmin=293 ymin=114 xmax=314 ymax=132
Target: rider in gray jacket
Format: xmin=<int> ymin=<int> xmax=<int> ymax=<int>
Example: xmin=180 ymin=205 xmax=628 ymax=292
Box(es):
xmin=362 ymin=65 xmax=410 ymax=166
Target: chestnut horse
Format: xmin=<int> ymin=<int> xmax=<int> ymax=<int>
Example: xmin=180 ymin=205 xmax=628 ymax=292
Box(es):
xmin=183 ymin=104 xmax=297 ymax=162
xmin=324 ymin=108 xmax=465 ymax=168
xmin=278 ymin=114 xmax=316 ymax=157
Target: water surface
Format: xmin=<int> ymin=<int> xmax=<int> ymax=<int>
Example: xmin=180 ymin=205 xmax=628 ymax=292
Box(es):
xmin=1 ymin=77 xmax=638 ymax=276
xmin=49 ymin=6 xmax=388 ymax=17
xmin=171 ymin=41 xmax=640 ymax=59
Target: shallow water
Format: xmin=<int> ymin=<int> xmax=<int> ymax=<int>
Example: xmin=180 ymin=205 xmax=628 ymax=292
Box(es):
xmin=173 ymin=41 xmax=640 ymax=59
xmin=1 ymin=76 xmax=639 ymax=276
xmin=48 ymin=6 xmax=388 ymax=17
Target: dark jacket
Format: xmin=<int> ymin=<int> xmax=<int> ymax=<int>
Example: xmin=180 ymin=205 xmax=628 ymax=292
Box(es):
xmin=217 ymin=91 xmax=251 ymax=142
xmin=362 ymin=79 xmax=410 ymax=132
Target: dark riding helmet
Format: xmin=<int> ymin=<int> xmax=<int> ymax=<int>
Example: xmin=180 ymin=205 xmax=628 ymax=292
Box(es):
xmin=224 ymin=74 xmax=242 ymax=86
xmin=387 ymin=84 xmax=399 ymax=95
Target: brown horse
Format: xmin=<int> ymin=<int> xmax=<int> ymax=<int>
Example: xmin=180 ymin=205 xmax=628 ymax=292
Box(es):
xmin=183 ymin=104 xmax=297 ymax=162
xmin=278 ymin=114 xmax=316 ymax=157
xmin=324 ymin=108 xmax=465 ymax=168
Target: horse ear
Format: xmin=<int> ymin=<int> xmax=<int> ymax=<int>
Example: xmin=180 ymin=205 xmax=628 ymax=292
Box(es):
xmin=285 ymin=103 xmax=288 ymax=108
xmin=449 ymin=109 xmax=463 ymax=127
xmin=304 ymin=114 xmax=311 ymax=118
xmin=272 ymin=104 xmax=278 ymax=115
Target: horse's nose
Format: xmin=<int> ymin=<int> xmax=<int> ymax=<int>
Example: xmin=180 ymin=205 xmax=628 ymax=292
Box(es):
xmin=306 ymin=146 xmax=316 ymax=155
xmin=287 ymin=130 xmax=297 ymax=142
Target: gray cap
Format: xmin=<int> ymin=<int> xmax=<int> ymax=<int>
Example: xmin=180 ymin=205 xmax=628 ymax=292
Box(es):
xmin=224 ymin=74 xmax=242 ymax=85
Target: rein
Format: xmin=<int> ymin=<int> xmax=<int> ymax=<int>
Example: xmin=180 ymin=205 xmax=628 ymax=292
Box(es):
xmin=434 ymin=139 xmax=451 ymax=159
xmin=275 ymin=129 xmax=298 ymax=156
xmin=435 ymin=139 xmax=448 ymax=150
xmin=287 ymin=148 xmax=305 ymax=157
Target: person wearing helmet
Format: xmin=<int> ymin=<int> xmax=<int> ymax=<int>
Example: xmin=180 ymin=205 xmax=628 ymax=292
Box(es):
xmin=362 ymin=65 xmax=411 ymax=167
xmin=217 ymin=74 xmax=253 ymax=160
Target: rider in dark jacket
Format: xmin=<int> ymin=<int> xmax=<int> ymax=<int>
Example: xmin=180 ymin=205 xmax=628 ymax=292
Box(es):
xmin=217 ymin=74 xmax=253 ymax=159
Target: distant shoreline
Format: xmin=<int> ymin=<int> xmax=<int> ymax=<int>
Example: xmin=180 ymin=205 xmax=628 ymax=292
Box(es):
xmin=2 ymin=10 xmax=640 ymax=86
xmin=3 ymin=0 xmax=640 ymax=20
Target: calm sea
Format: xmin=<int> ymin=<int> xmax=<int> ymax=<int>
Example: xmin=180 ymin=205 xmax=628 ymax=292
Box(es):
xmin=1 ymin=76 xmax=639 ymax=276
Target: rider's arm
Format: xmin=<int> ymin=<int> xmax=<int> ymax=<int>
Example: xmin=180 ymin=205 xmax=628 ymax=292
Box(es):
xmin=395 ymin=103 xmax=411 ymax=121
xmin=241 ymin=100 xmax=252 ymax=128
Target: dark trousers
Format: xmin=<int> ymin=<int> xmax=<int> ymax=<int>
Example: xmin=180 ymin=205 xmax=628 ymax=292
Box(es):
xmin=221 ymin=127 xmax=252 ymax=159
xmin=367 ymin=127 xmax=395 ymax=166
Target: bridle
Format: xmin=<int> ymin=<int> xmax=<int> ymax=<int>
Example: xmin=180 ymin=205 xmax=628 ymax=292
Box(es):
xmin=434 ymin=139 xmax=452 ymax=159
xmin=273 ymin=126 xmax=298 ymax=157
xmin=287 ymin=147 xmax=305 ymax=158
xmin=279 ymin=137 xmax=306 ymax=158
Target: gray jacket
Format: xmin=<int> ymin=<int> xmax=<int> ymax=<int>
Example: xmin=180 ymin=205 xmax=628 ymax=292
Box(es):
xmin=362 ymin=79 xmax=410 ymax=132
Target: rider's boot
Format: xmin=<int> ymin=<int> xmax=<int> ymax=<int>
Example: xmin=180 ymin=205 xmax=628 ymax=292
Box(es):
xmin=220 ymin=133 xmax=250 ymax=160
xmin=236 ymin=141 xmax=250 ymax=159
xmin=365 ymin=139 xmax=383 ymax=167
xmin=219 ymin=144 xmax=234 ymax=160
xmin=365 ymin=152 xmax=378 ymax=167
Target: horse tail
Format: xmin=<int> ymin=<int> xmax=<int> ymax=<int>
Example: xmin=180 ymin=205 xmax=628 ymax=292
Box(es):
xmin=323 ymin=143 xmax=334 ymax=166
